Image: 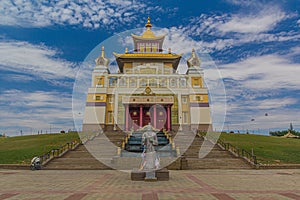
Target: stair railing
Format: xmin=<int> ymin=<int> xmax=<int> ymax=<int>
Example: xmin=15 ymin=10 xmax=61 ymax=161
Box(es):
xmin=197 ymin=131 xmax=258 ymax=167
xmin=39 ymin=139 xmax=81 ymax=165
xmin=79 ymin=130 xmax=102 ymax=144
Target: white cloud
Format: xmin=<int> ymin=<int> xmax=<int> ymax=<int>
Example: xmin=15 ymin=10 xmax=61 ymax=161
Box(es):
xmin=0 ymin=41 xmax=76 ymax=80
xmin=219 ymin=54 xmax=300 ymax=90
xmin=224 ymin=98 xmax=300 ymax=132
xmin=211 ymin=53 xmax=300 ymax=132
xmin=0 ymin=0 xmax=149 ymax=28
xmin=0 ymin=74 xmax=34 ymax=83
xmin=182 ymin=6 xmax=299 ymax=52
xmin=256 ymin=98 xmax=297 ymax=110
xmin=0 ymin=90 xmax=74 ymax=136
xmin=218 ymin=8 xmax=286 ymax=33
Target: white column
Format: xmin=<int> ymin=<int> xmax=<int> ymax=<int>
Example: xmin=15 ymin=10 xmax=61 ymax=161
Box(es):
xmin=113 ymin=92 xmax=119 ymax=130
xmin=177 ymin=93 xmax=182 ymax=131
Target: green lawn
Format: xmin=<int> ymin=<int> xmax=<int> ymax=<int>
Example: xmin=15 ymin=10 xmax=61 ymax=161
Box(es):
xmin=0 ymin=132 xmax=79 ymax=164
xmin=219 ymin=133 xmax=300 ymax=164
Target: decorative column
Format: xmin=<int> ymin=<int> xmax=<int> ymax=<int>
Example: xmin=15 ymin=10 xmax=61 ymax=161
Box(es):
xmin=178 ymin=93 xmax=182 ymax=131
xmin=167 ymin=105 xmax=171 ymax=131
xmin=153 ymin=104 xmax=157 ymax=128
xmin=125 ymin=104 xmax=129 ymax=131
xmin=139 ymin=105 xmax=143 ymax=127
xmin=113 ymin=93 xmax=118 ymax=131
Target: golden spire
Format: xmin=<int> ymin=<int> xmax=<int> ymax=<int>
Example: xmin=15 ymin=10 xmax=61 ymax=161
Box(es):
xmin=101 ymin=46 xmax=105 ymax=57
xmin=95 ymin=45 xmax=109 ymax=66
xmin=131 ymin=16 xmax=166 ymax=40
xmin=192 ymin=48 xmax=195 ymax=57
xmin=145 ymin=16 xmax=152 ymax=30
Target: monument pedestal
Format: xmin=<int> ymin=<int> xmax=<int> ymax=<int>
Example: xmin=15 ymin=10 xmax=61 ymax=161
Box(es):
xmin=131 ymin=168 xmax=169 ymax=181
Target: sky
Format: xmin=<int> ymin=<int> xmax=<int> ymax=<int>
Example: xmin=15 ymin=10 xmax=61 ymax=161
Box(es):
xmin=0 ymin=0 xmax=299 ymax=136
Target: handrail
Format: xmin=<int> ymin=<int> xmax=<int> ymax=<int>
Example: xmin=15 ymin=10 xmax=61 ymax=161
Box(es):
xmin=79 ymin=131 xmax=102 ymax=144
xmin=197 ymin=131 xmax=258 ymax=166
xmin=39 ymin=139 xmax=81 ymax=165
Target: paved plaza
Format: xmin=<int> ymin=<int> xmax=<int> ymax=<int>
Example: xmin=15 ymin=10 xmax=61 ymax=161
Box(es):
xmin=0 ymin=169 xmax=299 ymax=200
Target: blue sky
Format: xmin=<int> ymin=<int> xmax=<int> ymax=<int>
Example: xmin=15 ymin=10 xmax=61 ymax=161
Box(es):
xmin=0 ymin=0 xmax=299 ymax=136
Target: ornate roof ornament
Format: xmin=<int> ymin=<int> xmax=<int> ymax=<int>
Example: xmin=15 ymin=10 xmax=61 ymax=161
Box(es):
xmin=187 ymin=48 xmax=201 ymax=67
xmin=145 ymin=16 xmax=152 ymax=29
xmin=131 ymin=17 xmax=165 ymax=40
xmin=187 ymin=49 xmax=202 ymax=75
xmin=95 ymin=46 xmax=109 ymax=67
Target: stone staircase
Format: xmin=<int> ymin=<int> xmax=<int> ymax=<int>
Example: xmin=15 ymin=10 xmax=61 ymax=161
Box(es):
xmin=44 ymin=131 xmax=252 ymax=170
xmin=44 ymin=145 xmax=111 ymax=170
xmin=179 ymin=131 xmax=252 ymax=169
xmin=44 ymin=131 xmax=126 ymax=170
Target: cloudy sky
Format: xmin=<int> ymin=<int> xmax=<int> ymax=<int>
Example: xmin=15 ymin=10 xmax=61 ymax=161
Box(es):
xmin=0 ymin=0 xmax=299 ymax=136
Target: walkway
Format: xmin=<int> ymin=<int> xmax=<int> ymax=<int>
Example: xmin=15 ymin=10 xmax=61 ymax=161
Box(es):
xmin=0 ymin=169 xmax=299 ymax=199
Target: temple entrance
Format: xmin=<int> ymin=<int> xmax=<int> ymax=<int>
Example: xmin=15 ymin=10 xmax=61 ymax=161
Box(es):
xmin=123 ymin=95 xmax=174 ymax=131
xmin=125 ymin=104 xmax=171 ymax=131
xmin=142 ymin=109 xmax=151 ymax=127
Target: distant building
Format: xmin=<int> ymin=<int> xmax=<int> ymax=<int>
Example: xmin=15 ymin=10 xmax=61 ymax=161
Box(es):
xmin=83 ymin=17 xmax=212 ymax=132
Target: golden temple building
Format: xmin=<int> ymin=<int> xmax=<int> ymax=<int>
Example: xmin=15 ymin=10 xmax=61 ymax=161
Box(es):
xmin=83 ymin=17 xmax=213 ymax=132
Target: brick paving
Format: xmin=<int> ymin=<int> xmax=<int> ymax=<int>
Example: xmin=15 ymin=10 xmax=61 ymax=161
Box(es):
xmin=0 ymin=169 xmax=299 ymax=200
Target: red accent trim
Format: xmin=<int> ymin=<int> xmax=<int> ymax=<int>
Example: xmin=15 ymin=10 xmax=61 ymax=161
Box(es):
xmin=190 ymin=103 xmax=209 ymax=107
xmin=86 ymin=102 xmax=106 ymax=106
xmin=139 ymin=105 xmax=143 ymax=128
xmin=125 ymin=105 xmax=129 ymax=131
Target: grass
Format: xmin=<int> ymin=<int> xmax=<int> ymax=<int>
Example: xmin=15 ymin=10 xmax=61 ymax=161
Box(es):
xmin=0 ymin=132 xmax=79 ymax=164
xmin=219 ymin=133 xmax=300 ymax=164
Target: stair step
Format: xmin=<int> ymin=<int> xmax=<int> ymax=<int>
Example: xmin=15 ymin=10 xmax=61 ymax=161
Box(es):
xmin=44 ymin=131 xmax=252 ymax=170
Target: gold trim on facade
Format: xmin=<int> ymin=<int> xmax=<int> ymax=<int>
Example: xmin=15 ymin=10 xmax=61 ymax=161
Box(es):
xmin=113 ymin=52 xmax=181 ymax=58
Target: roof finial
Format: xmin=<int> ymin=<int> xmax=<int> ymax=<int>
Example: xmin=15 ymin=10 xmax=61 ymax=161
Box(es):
xmin=145 ymin=16 xmax=152 ymax=30
xmin=101 ymin=46 xmax=105 ymax=57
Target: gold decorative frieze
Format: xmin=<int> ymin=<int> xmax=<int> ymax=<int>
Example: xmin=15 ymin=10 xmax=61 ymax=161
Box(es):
xmin=122 ymin=96 xmax=174 ymax=104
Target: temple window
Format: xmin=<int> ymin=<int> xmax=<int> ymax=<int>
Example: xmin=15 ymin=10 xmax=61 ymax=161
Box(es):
xmin=159 ymin=79 xmax=167 ymax=87
xmin=149 ymin=78 xmax=157 ymax=87
xmin=129 ymin=78 xmax=136 ymax=87
xmin=96 ymin=77 xmax=104 ymax=87
xmin=109 ymin=77 xmax=118 ymax=87
xmin=140 ymin=78 xmax=147 ymax=87
xmin=195 ymin=95 xmax=203 ymax=102
xmin=119 ymin=77 xmax=127 ymax=87
xmin=170 ymin=78 xmax=177 ymax=87
xmin=138 ymin=43 xmax=145 ymax=52
xmin=180 ymin=78 xmax=187 ymax=87
xmin=182 ymin=96 xmax=188 ymax=104
xmin=193 ymin=78 xmax=201 ymax=88
xmin=146 ymin=43 xmax=151 ymax=52
xmin=152 ymin=43 xmax=159 ymax=52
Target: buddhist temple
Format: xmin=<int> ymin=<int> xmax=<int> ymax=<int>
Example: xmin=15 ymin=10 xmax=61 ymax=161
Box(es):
xmin=83 ymin=17 xmax=213 ymax=132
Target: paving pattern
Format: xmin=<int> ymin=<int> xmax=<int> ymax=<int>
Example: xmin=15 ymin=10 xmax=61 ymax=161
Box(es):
xmin=0 ymin=169 xmax=299 ymax=200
